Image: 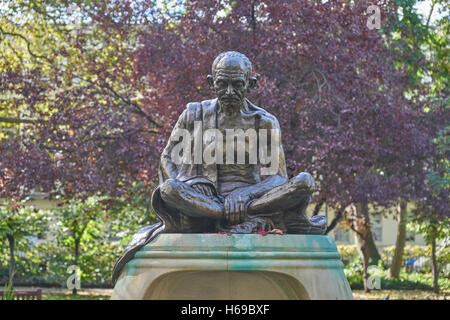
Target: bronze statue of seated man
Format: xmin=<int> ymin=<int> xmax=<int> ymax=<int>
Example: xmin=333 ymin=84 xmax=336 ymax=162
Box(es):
xmin=152 ymin=51 xmax=326 ymax=235
xmin=112 ymin=51 xmax=326 ymax=284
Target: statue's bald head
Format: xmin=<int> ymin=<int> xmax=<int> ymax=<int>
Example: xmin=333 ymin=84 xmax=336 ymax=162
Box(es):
xmin=212 ymin=51 xmax=252 ymax=79
xmin=208 ymin=52 xmax=256 ymax=112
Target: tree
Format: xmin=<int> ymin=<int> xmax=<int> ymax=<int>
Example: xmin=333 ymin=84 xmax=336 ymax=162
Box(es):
xmin=2 ymin=1 xmax=433 ymax=199
xmin=390 ymin=199 xmax=408 ymax=278
xmin=409 ymin=212 xmax=449 ymax=293
xmin=0 ymin=135 xmax=54 ymax=286
xmin=54 ymin=196 xmax=107 ymax=294
xmin=1 ymin=0 xmax=445 ymax=293
xmin=105 ymin=181 xmax=159 ymax=248
xmin=1 ymin=0 xmax=162 ymax=200
xmin=129 ymin=0 xmax=434 ymax=292
xmin=385 ymin=0 xmax=449 ymax=283
xmin=412 ymin=122 xmax=449 ymax=293
xmin=385 ymin=0 xmax=447 ymax=279
xmin=0 ymin=201 xmax=47 ymax=285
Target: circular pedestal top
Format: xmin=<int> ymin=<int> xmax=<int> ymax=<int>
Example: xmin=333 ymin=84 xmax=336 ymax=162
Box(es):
xmin=138 ymin=233 xmax=340 ymax=255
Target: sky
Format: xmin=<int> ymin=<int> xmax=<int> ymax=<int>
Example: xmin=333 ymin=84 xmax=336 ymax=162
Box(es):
xmin=1 ymin=1 xmax=447 ymax=25
xmin=414 ymin=0 xmax=448 ymax=25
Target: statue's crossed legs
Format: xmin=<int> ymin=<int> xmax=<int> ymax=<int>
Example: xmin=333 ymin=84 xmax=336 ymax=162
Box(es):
xmin=159 ymin=172 xmax=327 ymax=234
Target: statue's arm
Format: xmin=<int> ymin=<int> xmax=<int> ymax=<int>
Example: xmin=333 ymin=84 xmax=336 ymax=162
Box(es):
xmin=159 ymin=108 xmax=189 ymax=180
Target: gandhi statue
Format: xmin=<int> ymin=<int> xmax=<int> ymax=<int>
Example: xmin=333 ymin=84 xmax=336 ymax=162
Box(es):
xmin=112 ymin=51 xmax=326 ymax=284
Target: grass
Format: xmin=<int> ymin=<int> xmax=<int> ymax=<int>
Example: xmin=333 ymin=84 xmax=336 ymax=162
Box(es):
xmin=42 ymin=290 xmax=110 ymax=300
xmin=39 ymin=288 xmax=449 ymax=300
xmin=4 ymin=287 xmax=112 ymax=300
xmin=353 ymin=289 xmax=449 ymax=300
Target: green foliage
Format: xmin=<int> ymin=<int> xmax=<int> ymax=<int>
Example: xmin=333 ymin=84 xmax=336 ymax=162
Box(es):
xmin=344 ymin=255 xmax=450 ymax=290
xmin=337 ymin=244 xmax=359 ymax=265
xmin=2 ymin=277 xmax=15 ymax=300
xmin=0 ymin=200 xmax=49 ymax=241
xmin=383 ymin=244 xmax=450 ymax=268
xmin=0 ymin=241 xmax=120 ymax=287
xmin=339 ymin=243 xmax=450 ymax=290
xmin=41 ymin=292 xmax=110 ymax=300
xmin=0 ymin=190 xmax=155 ymax=287
xmin=343 ymin=255 xmax=364 ymax=285
xmin=53 ymin=196 xmax=108 ymax=257
xmin=339 ymin=244 xmax=449 ymax=267
xmin=0 ymin=0 xmax=447 ymax=293
xmin=0 ymin=201 xmax=49 ymax=284
xmin=408 ymin=218 xmax=449 ymax=244
xmin=390 ymin=0 xmax=449 ymax=94
xmin=106 ymin=181 xmax=158 ymax=247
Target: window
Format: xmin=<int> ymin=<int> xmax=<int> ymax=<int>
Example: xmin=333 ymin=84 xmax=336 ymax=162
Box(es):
xmin=406 ymin=230 xmax=416 ymax=242
xmin=334 ymin=227 xmax=350 ymax=243
xmin=371 ymin=214 xmax=383 ymax=242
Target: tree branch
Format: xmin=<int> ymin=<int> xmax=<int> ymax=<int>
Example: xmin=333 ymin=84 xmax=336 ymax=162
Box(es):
xmin=312 ymin=197 xmax=326 ymax=216
xmin=426 ymin=1 xmax=436 ymax=28
xmin=77 ymin=76 xmax=162 ymax=128
xmin=348 ymin=220 xmax=364 ymax=238
xmin=325 ymin=208 xmax=344 ymax=234
xmin=0 ymin=117 xmax=35 ymax=124
xmin=250 ymin=0 xmax=257 ymax=33
xmin=0 ymin=26 xmax=49 ymax=61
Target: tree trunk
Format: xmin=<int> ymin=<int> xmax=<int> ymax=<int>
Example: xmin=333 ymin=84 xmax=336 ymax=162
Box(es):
xmin=353 ymin=202 xmax=381 ymax=292
xmin=325 ymin=205 xmax=345 ymax=234
xmin=312 ymin=198 xmax=325 ymax=216
xmin=6 ymin=235 xmax=15 ymax=285
xmin=367 ymin=229 xmax=382 ymax=264
xmin=390 ymin=199 xmax=407 ymax=278
xmin=0 ymin=116 xmax=35 ymax=124
xmin=73 ymin=238 xmax=80 ymax=295
xmin=431 ymin=236 xmax=439 ymax=293
xmin=354 ymin=202 xmax=382 ymax=264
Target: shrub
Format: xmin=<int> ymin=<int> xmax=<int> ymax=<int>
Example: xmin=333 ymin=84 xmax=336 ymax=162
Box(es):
xmin=337 ymin=245 xmax=359 ymax=265
xmin=382 ymin=245 xmax=449 ymax=268
xmin=343 ymin=254 xmax=450 ymax=290
xmin=338 ymin=244 xmax=449 ymax=269
xmin=0 ymin=241 xmax=120 ymax=287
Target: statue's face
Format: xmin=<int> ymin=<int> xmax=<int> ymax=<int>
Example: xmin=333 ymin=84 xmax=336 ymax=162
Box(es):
xmin=208 ymin=56 xmax=255 ymax=111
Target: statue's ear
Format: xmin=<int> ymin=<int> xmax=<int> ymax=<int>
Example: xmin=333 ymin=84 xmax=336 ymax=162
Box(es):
xmin=207 ymin=75 xmax=214 ymax=90
xmin=248 ymin=76 xmax=257 ymax=90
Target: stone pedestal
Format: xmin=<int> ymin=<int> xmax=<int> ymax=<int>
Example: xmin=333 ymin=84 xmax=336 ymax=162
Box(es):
xmin=111 ymin=233 xmax=353 ymax=300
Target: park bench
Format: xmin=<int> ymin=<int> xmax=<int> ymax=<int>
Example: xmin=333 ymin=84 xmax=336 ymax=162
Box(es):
xmin=0 ymin=288 xmax=42 ymax=300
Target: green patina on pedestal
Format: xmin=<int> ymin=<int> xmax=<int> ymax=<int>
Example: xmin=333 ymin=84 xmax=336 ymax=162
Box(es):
xmin=111 ymin=233 xmax=353 ymax=300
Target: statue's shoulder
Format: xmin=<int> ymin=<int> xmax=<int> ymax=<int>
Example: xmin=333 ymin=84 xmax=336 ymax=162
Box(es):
xmin=184 ymin=101 xmax=201 ymax=118
xmin=247 ymin=100 xmax=280 ymax=129
xmin=182 ymin=99 xmax=217 ymax=120
xmin=180 ymin=100 xmax=203 ymax=122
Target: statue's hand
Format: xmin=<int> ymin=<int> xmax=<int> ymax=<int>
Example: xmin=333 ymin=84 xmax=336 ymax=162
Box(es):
xmin=192 ymin=183 xmax=215 ymax=198
xmin=224 ymin=192 xmax=252 ymax=225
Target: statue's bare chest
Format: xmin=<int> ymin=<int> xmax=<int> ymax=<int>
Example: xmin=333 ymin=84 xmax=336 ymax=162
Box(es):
xmin=215 ymin=114 xmax=259 ymax=165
